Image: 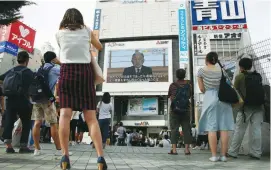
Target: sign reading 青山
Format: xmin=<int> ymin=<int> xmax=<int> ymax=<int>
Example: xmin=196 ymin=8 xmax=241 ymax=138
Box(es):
xmin=191 ymin=0 xmax=247 ymax=30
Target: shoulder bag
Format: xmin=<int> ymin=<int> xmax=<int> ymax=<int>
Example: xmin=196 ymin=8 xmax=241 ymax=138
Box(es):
xmin=217 ymin=61 xmax=240 ymax=104
xmin=86 ymin=27 xmax=105 ymax=85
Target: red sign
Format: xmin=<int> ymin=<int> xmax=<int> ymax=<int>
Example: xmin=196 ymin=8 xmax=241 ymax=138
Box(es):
xmin=192 ymin=24 xmax=248 ymax=31
xmin=0 ymin=25 xmax=11 ymax=42
xmin=7 ymin=21 xmax=36 ymax=53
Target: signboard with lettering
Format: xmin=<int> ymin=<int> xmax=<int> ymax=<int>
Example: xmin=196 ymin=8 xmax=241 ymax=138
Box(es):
xmin=91 ymin=9 xmax=102 ymax=58
xmin=0 ymin=41 xmax=19 ymax=56
xmin=191 ymin=0 xmax=247 ymax=27
xmin=178 ymin=3 xmax=189 ymax=64
xmin=0 ymin=25 xmax=11 ymax=42
xmin=195 ymin=34 xmax=210 ymax=56
xmin=7 ymin=21 xmax=36 ymax=53
xmin=134 ymin=122 xmax=149 ymax=126
xmin=122 ymin=0 xmax=147 ymax=4
xmin=209 ymin=32 xmax=242 ymax=39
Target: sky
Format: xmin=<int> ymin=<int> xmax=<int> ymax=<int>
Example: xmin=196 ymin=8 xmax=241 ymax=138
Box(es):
xmin=19 ymin=0 xmax=271 ymax=51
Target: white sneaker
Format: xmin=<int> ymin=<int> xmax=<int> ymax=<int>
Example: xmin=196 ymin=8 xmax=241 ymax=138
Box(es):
xmin=34 ymin=149 xmax=42 ymax=156
xmin=193 ymin=146 xmax=200 ymax=150
xmin=71 ymin=141 xmax=76 ymax=146
xmin=54 ymin=150 xmax=73 ymax=156
xmin=219 ymin=156 xmax=227 ymax=162
xmin=209 ymin=156 xmax=219 ymax=162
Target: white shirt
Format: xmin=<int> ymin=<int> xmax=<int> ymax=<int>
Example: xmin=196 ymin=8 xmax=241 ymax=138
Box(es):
xmin=97 ymin=102 xmax=112 ymax=119
xmin=56 ymin=27 xmax=91 ymax=64
xmin=72 ymin=111 xmax=80 ymax=120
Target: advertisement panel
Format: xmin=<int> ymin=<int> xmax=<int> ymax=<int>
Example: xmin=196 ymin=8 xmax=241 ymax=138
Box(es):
xmin=127 ymin=98 xmax=158 ymax=116
xmin=191 ymin=0 xmax=247 ymax=30
xmin=7 ymin=21 xmax=36 ymax=53
xmin=0 ymin=25 xmax=11 ymax=42
xmin=91 ymin=9 xmax=101 ymax=58
xmin=103 ymin=40 xmax=173 ymax=93
xmin=178 ymin=3 xmax=189 ymax=64
xmin=0 ymin=41 xmax=19 ymax=56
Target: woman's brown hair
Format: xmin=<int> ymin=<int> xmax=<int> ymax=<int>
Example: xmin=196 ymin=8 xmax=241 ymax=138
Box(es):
xmin=59 ymin=8 xmax=84 ymax=30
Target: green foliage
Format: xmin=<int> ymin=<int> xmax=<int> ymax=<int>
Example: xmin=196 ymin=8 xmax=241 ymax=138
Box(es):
xmin=0 ymin=1 xmax=35 ymax=25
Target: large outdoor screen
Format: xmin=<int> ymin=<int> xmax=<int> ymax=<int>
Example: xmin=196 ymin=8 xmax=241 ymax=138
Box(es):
xmin=103 ymin=40 xmax=173 ymax=93
xmin=127 ymin=97 xmax=158 ymax=116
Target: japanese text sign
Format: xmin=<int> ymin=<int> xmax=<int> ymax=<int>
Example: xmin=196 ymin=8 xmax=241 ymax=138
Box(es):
xmin=0 ymin=41 xmax=19 ymax=56
xmin=0 ymin=25 xmax=11 ymax=42
xmin=7 ymin=21 xmax=36 ymax=53
xmin=93 ymin=9 xmax=101 ymax=30
xmin=195 ymin=34 xmax=210 ymax=56
xmin=191 ymin=0 xmax=247 ymax=26
xmin=178 ymin=3 xmax=189 ymax=63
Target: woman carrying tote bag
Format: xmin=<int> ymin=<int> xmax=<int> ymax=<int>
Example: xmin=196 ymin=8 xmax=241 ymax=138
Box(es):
xmin=56 ymin=8 xmax=107 ymax=170
xmin=197 ymin=52 xmax=234 ymax=162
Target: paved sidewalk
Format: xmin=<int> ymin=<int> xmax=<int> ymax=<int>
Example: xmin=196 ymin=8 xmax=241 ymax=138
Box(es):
xmin=0 ymin=144 xmax=269 ymax=170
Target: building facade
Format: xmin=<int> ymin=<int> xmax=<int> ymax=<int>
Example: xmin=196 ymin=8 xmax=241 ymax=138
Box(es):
xmin=95 ymin=0 xmax=188 ymax=136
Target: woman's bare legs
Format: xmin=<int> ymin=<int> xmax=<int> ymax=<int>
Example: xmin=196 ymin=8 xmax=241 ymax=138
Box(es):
xmin=208 ymin=131 xmax=218 ymax=157
xmin=59 ymin=108 xmax=73 ymax=156
xmin=83 ymin=110 xmax=104 ymax=157
xmin=220 ymin=131 xmax=229 ymax=156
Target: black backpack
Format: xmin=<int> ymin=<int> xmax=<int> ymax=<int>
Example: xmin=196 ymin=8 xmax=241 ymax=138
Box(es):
xmin=29 ymin=65 xmax=54 ymax=103
xmin=244 ymin=71 xmax=265 ymax=106
xmin=3 ymin=67 xmax=28 ymax=96
xmin=171 ymin=82 xmax=190 ymax=114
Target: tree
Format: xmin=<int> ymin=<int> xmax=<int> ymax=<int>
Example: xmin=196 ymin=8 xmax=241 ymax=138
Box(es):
xmin=0 ymin=1 xmax=35 ymax=25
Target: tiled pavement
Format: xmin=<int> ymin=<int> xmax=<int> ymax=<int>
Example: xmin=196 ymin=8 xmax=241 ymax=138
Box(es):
xmin=0 ymin=144 xmax=269 ymax=170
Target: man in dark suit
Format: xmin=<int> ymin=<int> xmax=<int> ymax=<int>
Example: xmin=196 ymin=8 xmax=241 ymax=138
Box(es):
xmin=123 ymin=51 xmax=152 ymax=76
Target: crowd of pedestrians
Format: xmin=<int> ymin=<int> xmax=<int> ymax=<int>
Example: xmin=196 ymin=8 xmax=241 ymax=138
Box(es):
xmin=0 ymin=7 xmax=268 ymax=170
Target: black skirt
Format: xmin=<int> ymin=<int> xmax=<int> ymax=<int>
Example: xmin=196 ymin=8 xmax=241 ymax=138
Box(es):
xmin=59 ymin=63 xmax=96 ymax=110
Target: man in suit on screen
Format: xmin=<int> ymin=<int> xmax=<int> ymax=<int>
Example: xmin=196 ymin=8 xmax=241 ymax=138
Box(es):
xmin=123 ymin=50 xmax=152 ymax=76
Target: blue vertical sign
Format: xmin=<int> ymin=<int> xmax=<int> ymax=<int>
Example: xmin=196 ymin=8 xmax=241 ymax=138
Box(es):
xmin=93 ymin=9 xmax=101 ymax=30
xmin=178 ymin=3 xmax=188 ymax=63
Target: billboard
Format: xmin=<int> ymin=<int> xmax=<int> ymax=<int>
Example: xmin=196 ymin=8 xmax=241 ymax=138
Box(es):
xmin=103 ymin=40 xmax=173 ymax=93
xmin=0 ymin=41 xmax=19 ymax=56
xmin=191 ymin=0 xmax=247 ymax=30
xmin=127 ymin=98 xmax=158 ymax=116
xmin=0 ymin=25 xmax=11 ymax=42
xmin=7 ymin=21 xmax=36 ymax=53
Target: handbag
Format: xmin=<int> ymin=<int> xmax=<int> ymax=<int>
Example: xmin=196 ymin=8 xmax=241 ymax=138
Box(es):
xmin=217 ymin=61 xmax=239 ymax=104
xmin=86 ymin=27 xmax=105 ymax=85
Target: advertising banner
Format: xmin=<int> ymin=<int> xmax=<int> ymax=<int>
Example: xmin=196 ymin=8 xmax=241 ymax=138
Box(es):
xmin=178 ymin=3 xmax=189 ymax=64
xmin=103 ymin=40 xmax=173 ymax=93
xmin=0 ymin=41 xmax=19 ymax=56
xmin=128 ymin=98 xmax=158 ymax=116
xmin=191 ymin=0 xmax=247 ymax=30
xmin=0 ymin=25 xmax=11 ymax=42
xmin=91 ymin=9 xmax=101 ymax=58
xmin=7 ymin=21 xmax=36 ymax=53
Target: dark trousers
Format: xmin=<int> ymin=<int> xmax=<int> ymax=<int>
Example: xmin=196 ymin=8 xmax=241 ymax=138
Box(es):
xmin=170 ymin=112 xmax=192 ymax=145
xmin=70 ymin=119 xmax=78 ymax=141
xmin=98 ymin=118 xmax=110 ymax=144
xmin=3 ymin=100 xmax=32 ymax=147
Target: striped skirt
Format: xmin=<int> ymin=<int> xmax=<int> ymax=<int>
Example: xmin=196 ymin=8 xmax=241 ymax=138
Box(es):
xmin=58 ymin=63 xmax=96 ymax=111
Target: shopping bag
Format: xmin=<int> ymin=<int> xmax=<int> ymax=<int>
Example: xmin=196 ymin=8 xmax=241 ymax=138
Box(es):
xmin=12 ymin=118 xmax=22 ymax=148
xmin=90 ymin=52 xmax=105 ymax=85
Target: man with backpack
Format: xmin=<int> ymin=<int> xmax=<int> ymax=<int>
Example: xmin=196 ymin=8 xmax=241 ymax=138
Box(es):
xmin=228 ymin=58 xmax=265 ymax=159
xmin=168 ymin=69 xmax=192 ymax=155
xmin=0 ymin=51 xmax=34 ymax=153
xmin=30 ymin=51 xmax=64 ymax=156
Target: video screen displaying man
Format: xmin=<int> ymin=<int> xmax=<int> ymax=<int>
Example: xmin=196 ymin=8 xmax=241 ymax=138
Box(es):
xmin=123 ymin=50 xmax=152 ymax=76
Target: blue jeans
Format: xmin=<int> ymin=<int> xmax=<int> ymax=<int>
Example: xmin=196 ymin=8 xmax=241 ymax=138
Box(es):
xmin=98 ymin=118 xmax=110 ymax=144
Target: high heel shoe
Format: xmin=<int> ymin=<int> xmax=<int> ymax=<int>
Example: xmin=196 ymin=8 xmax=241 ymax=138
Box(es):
xmin=60 ymin=155 xmax=71 ymax=170
xmin=97 ymin=157 xmax=107 ymax=170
